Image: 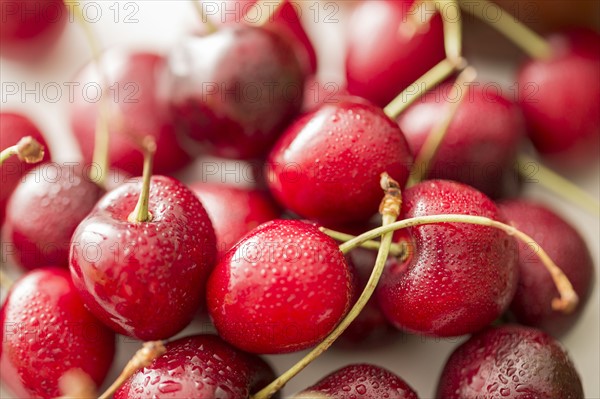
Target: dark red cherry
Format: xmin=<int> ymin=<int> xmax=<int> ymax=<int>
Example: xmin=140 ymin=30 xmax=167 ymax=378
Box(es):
xmin=114 ymin=334 xmax=276 ymax=399
xmin=0 ymin=267 xmax=115 ymax=399
xmin=517 ymin=29 xmax=600 ymax=168
xmin=163 ymin=25 xmax=306 ymax=159
xmin=3 ymin=163 xmax=105 ymax=270
xmin=345 ymin=0 xmax=445 ymax=107
xmin=295 ymin=364 xmax=418 ymax=399
xmin=266 ymin=99 xmax=413 ymax=225
xmin=377 ymin=180 xmax=519 ymax=337
xmin=436 ymin=325 xmax=584 ymax=398
xmin=69 ymin=176 xmax=217 ymax=340
xmin=70 ymin=50 xmax=192 ymax=176
xmin=0 ymin=0 xmax=66 ymax=60
xmin=499 ymin=200 xmax=594 ymax=336
xmin=0 ymin=113 xmax=51 ymax=227
xmin=190 ymin=182 xmax=280 ymax=257
xmin=396 ymin=82 xmax=525 ymax=198
xmin=207 ymin=219 xmax=354 ymax=353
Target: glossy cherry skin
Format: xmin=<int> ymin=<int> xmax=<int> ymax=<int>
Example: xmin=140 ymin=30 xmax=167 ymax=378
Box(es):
xmin=69 ymin=176 xmax=217 ymax=340
xmin=296 ymin=364 xmax=418 ymax=399
xmin=70 ymin=51 xmax=192 ymax=176
xmin=3 ymin=163 xmax=105 ymax=270
xmin=436 ymin=325 xmax=584 ymax=398
xmin=207 ymin=219 xmax=354 ymax=353
xmin=266 ymin=99 xmax=414 ymax=225
xmin=115 ymin=334 xmax=277 ymax=399
xmin=190 ymin=182 xmax=280 ymax=258
xmin=499 ymin=200 xmax=594 ymax=337
xmin=163 ymin=25 xmax=306 ymax=160
xmin=377 ymin=180 xmax=519 ymax=337
xmin=345 ymin=0 xmax=445 ymax=107
xmin=0 ymin=0 xmax=66 ymax=60
xmin=397 ymin=82 xmax=525 ymax=198
xmin=518 ymin=29 xmax=600 ymax=168
xmin=0 ymin=268 xmax=115 ymax=399
xmin=0 ymin=113 xmax=51 ymax=227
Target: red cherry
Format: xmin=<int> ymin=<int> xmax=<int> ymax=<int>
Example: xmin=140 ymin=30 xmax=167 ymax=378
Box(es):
xmin=114 ymin=334 xmax=276 ymax=398
xmin=499 ymin=200 xmax=594 ymax=336
xmin=189 ymin=182 xmax=280 ymax=257
xmin=345 ymin=0 xmax=445 ymax=107
xmin=207 ymin=219 xmax=354 ymax=353
xmin=0 ymin=268 xmax=115 ymax=399
xmin=0 ymin=113 xmax=51 ymax=227
xmin=397 ymin=82 xmax=525 ymax=198
xmin=0 ymin=0 xmax=66 ymax=60
xmin=70 ymin=51 xmax=192 ymax=176
xmin=436 ymin=325 xmax=584 ymax=398
xmin=517 ymin=29 xmax=600 ymax=168
xmin=377 ymin=180 xmax=519 ymax=337
xmin=69 ymin=175 xmax=217 ymax=340
xmin=302 ymin=79 xmax=350 ymax=113
xmin=266 ymin=99 xmax=413 ymax=225
xmin=3 ymin=163 xmax=105 ymax=270
xmin=163 ymin=25 xmax=306 ymax=159
xmin=296 ymin=364 xmax=418 ymax=399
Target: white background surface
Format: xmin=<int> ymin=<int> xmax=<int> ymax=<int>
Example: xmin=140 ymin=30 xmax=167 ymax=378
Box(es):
xmin=1 ymin=1 xmax=598 ymax=398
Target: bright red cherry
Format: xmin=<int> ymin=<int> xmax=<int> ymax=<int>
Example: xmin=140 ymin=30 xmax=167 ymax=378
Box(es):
xmin=3 ymin=163 xmax=105 ymax=270
xmin=70 ymin=51 xmax=192 ymax=176
xmin=377 ymin=180 xmax=519 ymax=337
xmin=499 ymin=200 xmax=594 ymax=336
xmin=0 ymin=268 xmax=115 ymax=399
xmin=114 ymin=334 xmax=276 ymax=398
xmin=295 ymin=364 xmax=418 ymax=399
xmin=397 ymin=82 xmax=525 ymax=198
xmin=190 ymin=182 xmax=280 ymax=257
xmin=69 ymin=175 xmax=217 ymax=340
xmin=266 ymin=99 xmax=413 ymax=225
xmin=163 ymin=25 xmax=306 ymax=159
xmin=207 ymin=219 xmax=354 ymax=353
xmin=345 ymin=0 xmax=445 ymax=107
xmin=0 ymin=113 xmax=51 ymax=227
xmin=0 ymin=0 xmax=67 ymax=60
xmin=436 ymin=325 xmax=584 ymax=398
xmin=518 ymin=29 xmax=600 ymax=168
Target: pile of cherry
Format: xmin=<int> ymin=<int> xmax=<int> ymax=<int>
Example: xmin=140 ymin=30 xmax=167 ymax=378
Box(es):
xmin=1 ymin=0 xmax=599 ymax=398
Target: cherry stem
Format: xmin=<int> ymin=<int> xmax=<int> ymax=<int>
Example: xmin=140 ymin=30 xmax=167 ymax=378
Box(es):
xmin=247 ymin=0 xmax=284 ymax=26
xmin=192 ymin=0 xmax=218 ymax=33
xmin=97 ymin=341 xmax=166 ymax=399
xmin=0 ymin=269 xmax=15 ymax=292
xmin=127 ymin=137 xmax=157 ymax=223
xmin=383 ymin=57 xmax=464 ymax=120
xmin=517 ymin=154 xmax=600 ymax=217
xmin=334 ymin=213 xmax=578 ymax=313
xmin=70 ymin=1 xmax=110 ymax=188
xmin=457 ymin=0 xmax=552 ymax=59
xmin=251 ymin=174 xmax=402 ymax=399
xmin=319 ymin=228 xmax=406 ymax=257
xmin=56 ymin=369 xmax=97 ymax=399
xmin=0 ymin=136 xmax=45 ymax=166
xmin=407 ymin=66 xmax=477 ymax=187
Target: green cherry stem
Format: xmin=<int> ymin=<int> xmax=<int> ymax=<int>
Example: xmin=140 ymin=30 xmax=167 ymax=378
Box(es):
xmin=192 ymin=0 xmax=218 ymax=33
xmin=127 ymin=137 xmax=157 ymax=223
xmin=458 ymin=0 xmax=553 ymax=59
xmin=251 ymin=173 xmax=402 ymax=399
xmin=0 ymin=136 xmax=45 ymax=166
xmin=320 ymin=228 xmax=407 ymax=257
xmin=437 ymin=0 xmax=463 ymax=63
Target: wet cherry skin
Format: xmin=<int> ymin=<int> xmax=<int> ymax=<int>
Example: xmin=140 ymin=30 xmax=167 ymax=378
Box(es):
xmin=207 ymin=219 xmax=354 ymax=354
xmin=377 ymin=180 xmax=519 ymax=337
xmin=517 ymin=29 xmax=600 ymax=169
xmin=69 ymin=176 xmax=217 ymax=340
xmin=114 ymin=334 xmax=277 ymax=399
xmin=295 ymin=364 xmax=418 ymax=399
xmin=0 ymin=113 xmax=51 ymax=227
xmin=0 ymin=268 xmax=115 ymax=399
xmin=345 ymin=0 xmax=445 ymax=107
xmin=499 ymin=200 xmax=594 ymax=337
xmin=266 ymin=99 xmax=413 ymax=225
xmin=436 ymin=325 xmax=584 ymax=398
